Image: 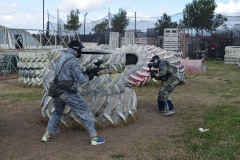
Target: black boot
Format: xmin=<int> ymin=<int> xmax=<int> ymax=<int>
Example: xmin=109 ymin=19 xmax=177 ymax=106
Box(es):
xmin=158 ymin=101 xmax=166 ymax=112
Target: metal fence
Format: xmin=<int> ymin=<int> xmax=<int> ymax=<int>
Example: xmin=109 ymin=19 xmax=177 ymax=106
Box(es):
xmin=182 ymin=29 xmax=240 ymax=59
xmin=0 ymin=28 xmax=80 ymax=52
xmin=0 ymin=54 xmax=19 ymax=74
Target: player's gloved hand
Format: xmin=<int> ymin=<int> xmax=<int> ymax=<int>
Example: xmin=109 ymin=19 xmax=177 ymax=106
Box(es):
xmin=68 ymin=87 xmax=78 ymax=93
xmin=87 ymin=71 xmax=97 ymax=80
xmin=151 ymin=73 xmax=156 ymax=79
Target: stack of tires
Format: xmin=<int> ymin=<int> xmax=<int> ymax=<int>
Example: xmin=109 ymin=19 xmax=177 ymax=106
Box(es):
xmin=224 ymin=46 xmax=240 ymax=64
xmin=17 ymin=51 xmax=49 ymax=87
xmin=17 ymin=45 xmax=183 ymax=128
xmin=41 ymin=48 xmax=137 ymax=128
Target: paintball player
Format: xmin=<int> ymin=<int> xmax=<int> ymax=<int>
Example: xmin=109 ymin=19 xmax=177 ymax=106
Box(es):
xmin=41 ymin=40 xmax=105 ymax=145
xmin=149 ymin=55 xmax=186 ymax=116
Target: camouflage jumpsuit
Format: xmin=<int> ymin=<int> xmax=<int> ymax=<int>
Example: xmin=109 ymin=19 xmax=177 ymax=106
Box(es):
xmin=157 ymin=59 xmax=186 ymax=111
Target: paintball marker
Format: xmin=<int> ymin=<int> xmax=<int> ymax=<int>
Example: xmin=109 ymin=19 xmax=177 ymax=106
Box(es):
xmin=147 ymin=62 xmax=170 ymax=82
xmin=84 ymin=59 xmax=108 ymax=80
xmin=147 ymin=62 xmax=158 ymax=79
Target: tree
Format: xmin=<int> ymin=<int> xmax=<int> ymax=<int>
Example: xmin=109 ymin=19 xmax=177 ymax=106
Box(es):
xmin=212 ymin=14 xmax=228 ymax=29
xmin=182 ymin=0 xmax=222 ymax=35
xmin=111 ymin=9 xmax=129 ymax=35
xmin=154 ymin=13 xmax=178 ymax=36
xmin=64 ymin=9 xmax=81 ymax=31
xmin=92 ymin=19 xmax=109 ymax=36
xmin=181 ymin=3 xmax=195 ymax=29
xmin=198 ymin=0 xmax=216 ymax=32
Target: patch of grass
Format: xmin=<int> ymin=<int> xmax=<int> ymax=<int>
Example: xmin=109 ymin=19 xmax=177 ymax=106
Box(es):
xmin=233 ymin=101 xmax=240 ymax=105
xmin=220 ymin=94 xmax=236 ymax=99
xmin=146 ymin=141 xmax=170 ymax=159
xmin=185 ymin=74 xmax=200 ymax=80
xmin=0 ymin=92 xmax=41 ymax=100
xmin=111 ymin=153 xmax=126 ymax=159
xmin=0 ymin=91 xmax=42 ymax=106
xmin=144 ymin=79 xmax=162 ymax=87
xmin=178 ymin=105 xmax=240 ymax=159
xmin=142 ymin=61 xmax=240 ymax=159
xmin=207 ymin=76 xmax=213 ymax=79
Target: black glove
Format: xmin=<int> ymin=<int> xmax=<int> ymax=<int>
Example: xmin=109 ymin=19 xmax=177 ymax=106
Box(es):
xmin=151 ymin=72 xmax=156 ymax=79
xmin=68 ymin=87 xmax=78 ymax=93
xmin=161 ymin=76 xmax=168 ymax=81
xmin=87 ymin=71 xmax=97 ymax=80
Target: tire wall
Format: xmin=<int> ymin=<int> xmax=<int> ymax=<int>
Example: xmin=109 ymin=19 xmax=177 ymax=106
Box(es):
xmin=116 ymin=45 xmax=183 ymax=86
xmin=17 ymin=50 xmax=49 ymax=87
xmin=17 ymin=44 xmax=186 ymax=128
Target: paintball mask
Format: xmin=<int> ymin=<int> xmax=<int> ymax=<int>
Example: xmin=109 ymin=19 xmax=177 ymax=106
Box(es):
xmin=68 ymin=40 xmax=85 ymax=58
xmin=150 ymin=55 xmax=161 ymax=68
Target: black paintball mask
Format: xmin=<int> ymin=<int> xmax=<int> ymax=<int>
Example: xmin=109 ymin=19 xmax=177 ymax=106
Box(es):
xmin=68 ymin=40 xmax=85 ymax=58
xmin=150 ymin=55 xmax=161 ymax=68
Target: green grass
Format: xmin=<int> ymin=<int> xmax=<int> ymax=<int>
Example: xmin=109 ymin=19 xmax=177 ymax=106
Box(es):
xmin=0 ymin=92 xmax=42 ymax=105
xmin=0 ymin=82 xmax=42 ymax=107
xmin=1 ymin=61 xmax=240 ymax=159
xmin=0 ymin=92 xmax=41 ymax=100
xmin=111 ymin=153 xmax=126 ymax=159
xmin=178 ymin=105 xmax=240 ymax=159
xmin=140 ymin=61 xmax=240 ymax=159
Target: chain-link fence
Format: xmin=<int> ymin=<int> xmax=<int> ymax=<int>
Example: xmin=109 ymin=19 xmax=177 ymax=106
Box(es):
xmin=0 ymin=28 xmax=80 ymax=51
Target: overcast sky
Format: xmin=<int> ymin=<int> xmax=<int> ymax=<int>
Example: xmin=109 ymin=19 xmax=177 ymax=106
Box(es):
xmin=1 ymin=0 xmax=240 ymax=30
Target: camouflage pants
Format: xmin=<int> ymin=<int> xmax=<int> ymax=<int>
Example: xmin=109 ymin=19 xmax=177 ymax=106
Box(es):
xmin=158 ymin=75 xmax=180 ymax=102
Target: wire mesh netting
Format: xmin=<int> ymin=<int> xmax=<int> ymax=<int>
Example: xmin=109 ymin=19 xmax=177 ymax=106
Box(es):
xmin=47 ymin=11 xmax=240 ymax=35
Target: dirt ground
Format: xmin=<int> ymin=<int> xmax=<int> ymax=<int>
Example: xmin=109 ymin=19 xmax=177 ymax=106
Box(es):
xmin=0 ymin=75 xmax=205 ymax=160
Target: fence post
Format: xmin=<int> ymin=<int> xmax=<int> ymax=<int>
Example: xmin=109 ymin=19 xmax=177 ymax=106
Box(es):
xmin=40 ymin=31 xmax=42 ymax=49
xmin=55 ymin=31 xmax=57 ymax=48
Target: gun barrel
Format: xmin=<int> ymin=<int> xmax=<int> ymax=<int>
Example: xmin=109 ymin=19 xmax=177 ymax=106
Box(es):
xmin=85 ymin=66 xmax=108 ymax=74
